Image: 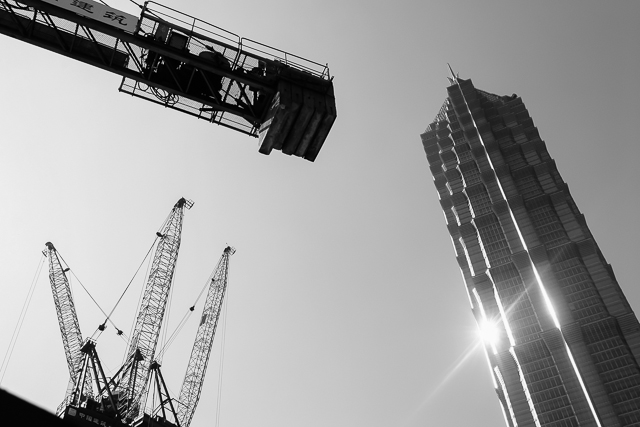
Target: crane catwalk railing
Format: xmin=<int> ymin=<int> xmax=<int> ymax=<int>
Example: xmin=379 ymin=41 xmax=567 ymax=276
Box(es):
xmin=0 ymin=0 xmax=335 ymax=160
xmin=140 ymin=2 xmax=329 ymax=78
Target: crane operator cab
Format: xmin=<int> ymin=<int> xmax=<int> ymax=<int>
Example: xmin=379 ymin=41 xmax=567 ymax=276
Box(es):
xmin=121 ymin=3 xmax=336 ymax=161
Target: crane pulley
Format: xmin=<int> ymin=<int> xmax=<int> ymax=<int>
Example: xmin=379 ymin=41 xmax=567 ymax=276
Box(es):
xmin=0 ymin=0 xmax=337 ymax=161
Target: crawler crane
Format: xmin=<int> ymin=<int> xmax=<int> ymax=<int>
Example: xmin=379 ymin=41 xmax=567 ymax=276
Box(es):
xmin=0 ymin=0 xmax=336 ymax=161
xmin=45 ymin=198 xmax=235 ymax=427
xmin=45 ymin=242 xmax=94 ymax=412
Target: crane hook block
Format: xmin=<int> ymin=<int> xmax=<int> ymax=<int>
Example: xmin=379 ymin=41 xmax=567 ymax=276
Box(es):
xmin=0 ymin=0 xmax=336 ymax=161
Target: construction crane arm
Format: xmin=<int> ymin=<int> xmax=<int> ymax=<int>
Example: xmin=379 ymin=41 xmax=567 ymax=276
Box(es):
xmin=118 ymin=197 xmax=193 ymax=421
xmin=177 ymin=246 xmax=235 ymax=427
xmin=45 ymin=242 xmax=93 ymax=406
xmin=0 ymin=0 xmax=336 ymax=161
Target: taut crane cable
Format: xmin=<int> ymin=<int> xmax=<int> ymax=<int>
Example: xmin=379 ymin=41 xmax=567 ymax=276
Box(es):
xmin=55 ymin=251 xmax=124 ymax=336
xmin=120 ymin=208 xmax=175 ymax=361
xmin=100 ymin=235 xmax=158 ymax=337
xmin=154 ymin=305 xmax=190 ymax=361
xmin=148 ymin=371 xmax=158 ymax=418
xmin=94 ymin=0 xmax=143 ymax=9
xmin=158 ymin=258 xmax=179 ymax=364
xmin=0 ymin=254 xmax=46 ymax=385
xmin=102 ymin=207 xmax=175 ymax=347
xmin=215 ymin=263 xmax=231 ymax=427
xmin=154 ymin=269 xmax=219 ymax=361
xmin=126 ymin=0 xmax=143 ymax=10
xmin=125 ymin=244 xmax=154 ymax=362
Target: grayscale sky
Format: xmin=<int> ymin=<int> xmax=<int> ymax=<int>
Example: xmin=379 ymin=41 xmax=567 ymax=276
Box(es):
xmin=1 ymin=1 xmax=639 ymax=426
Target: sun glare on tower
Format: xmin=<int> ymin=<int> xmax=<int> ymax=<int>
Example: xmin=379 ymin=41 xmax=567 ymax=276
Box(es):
xmin=478 ymin=320 xmax=500 ymax=354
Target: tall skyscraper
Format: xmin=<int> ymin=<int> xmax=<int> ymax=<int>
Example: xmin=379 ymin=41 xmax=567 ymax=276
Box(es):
xmin=421 ymin=77 xmax=640 ymax=427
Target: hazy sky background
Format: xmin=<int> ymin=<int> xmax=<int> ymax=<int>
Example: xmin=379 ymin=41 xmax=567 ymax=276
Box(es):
xmin=1 ymin=1 xmax=639 ymax=426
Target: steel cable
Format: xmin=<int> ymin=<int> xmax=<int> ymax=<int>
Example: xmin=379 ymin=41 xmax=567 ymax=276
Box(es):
xmin=0 ymin=254 xmax=46 ymax=384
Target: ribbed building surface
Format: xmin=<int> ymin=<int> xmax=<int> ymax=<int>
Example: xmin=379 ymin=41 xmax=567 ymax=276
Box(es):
xmin=420 ymin=77 xmax=640 ymax=427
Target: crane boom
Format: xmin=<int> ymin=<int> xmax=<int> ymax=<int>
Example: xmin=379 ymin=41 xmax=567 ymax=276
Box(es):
xmin=118 ymin=197 xmax=193 ymax=420
xmin=177 ymin=246 xmax=235 ymax=427
xmin=45 ymin=242 xmax=93 ymax=407
xmin=0 ymin=0 xmax=336 ymax=161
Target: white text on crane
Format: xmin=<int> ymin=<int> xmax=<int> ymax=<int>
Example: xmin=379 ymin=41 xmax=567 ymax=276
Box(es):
xmin=43 ymin=0 xmax=139 ymax=33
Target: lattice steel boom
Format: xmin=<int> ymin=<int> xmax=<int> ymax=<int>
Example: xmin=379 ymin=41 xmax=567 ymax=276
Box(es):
xmin=45 ymin=242 xmax=93 ymax=409
xmin=177 ymin=246 xmax=235 ymax=427
xmin=118 ymin=197 xmax=193 ymax=421
xmin=0 ymin=0 xmax=336 ymax=161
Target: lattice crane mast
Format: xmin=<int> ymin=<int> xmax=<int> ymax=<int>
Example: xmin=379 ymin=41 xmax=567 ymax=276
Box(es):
xmin=0 ymin=0 xmax=336 ymax=161
xmin=116 ymin=197 xmax=193 ymax=421
xmin=44 ymin=200 xmax=238 ymax=427
xmin=177 ymin=246 xmax=235 ymax=427
xmin=45 ymin=242 xmax=94 ymax=412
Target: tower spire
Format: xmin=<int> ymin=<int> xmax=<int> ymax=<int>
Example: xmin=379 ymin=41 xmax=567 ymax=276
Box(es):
xmin=447 ymin=63 xmax=458 ymax=84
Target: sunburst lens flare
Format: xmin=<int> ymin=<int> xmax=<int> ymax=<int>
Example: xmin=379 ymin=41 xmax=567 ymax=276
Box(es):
xmin=406 ymin=338 xmax=484 ymax=424
xmin=478 ymin=320 xmax=500 ymax=354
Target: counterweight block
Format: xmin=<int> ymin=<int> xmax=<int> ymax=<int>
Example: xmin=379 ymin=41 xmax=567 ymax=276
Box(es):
xmin=258 ymin=78 xmax=336 ymax=162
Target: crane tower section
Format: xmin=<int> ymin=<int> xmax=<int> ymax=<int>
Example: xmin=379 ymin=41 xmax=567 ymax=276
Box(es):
xmin=0 ymin=0 xmax=336 ymax=161
xmin=118 ymin=197 xmax=193 ymax=420
xmin=45 ymin=242 xmax=93 ymax=409
xmin=177 ymin=246 xmax=235 ymax=427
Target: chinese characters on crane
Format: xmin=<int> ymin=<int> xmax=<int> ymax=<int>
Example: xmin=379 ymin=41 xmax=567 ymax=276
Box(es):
xmin=42 ymin=0 xmax=138 ymax=32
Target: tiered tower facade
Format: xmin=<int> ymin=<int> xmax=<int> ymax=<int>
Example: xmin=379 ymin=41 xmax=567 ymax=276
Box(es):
xmin=421 ymin=77 xmax=640 ymax=427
